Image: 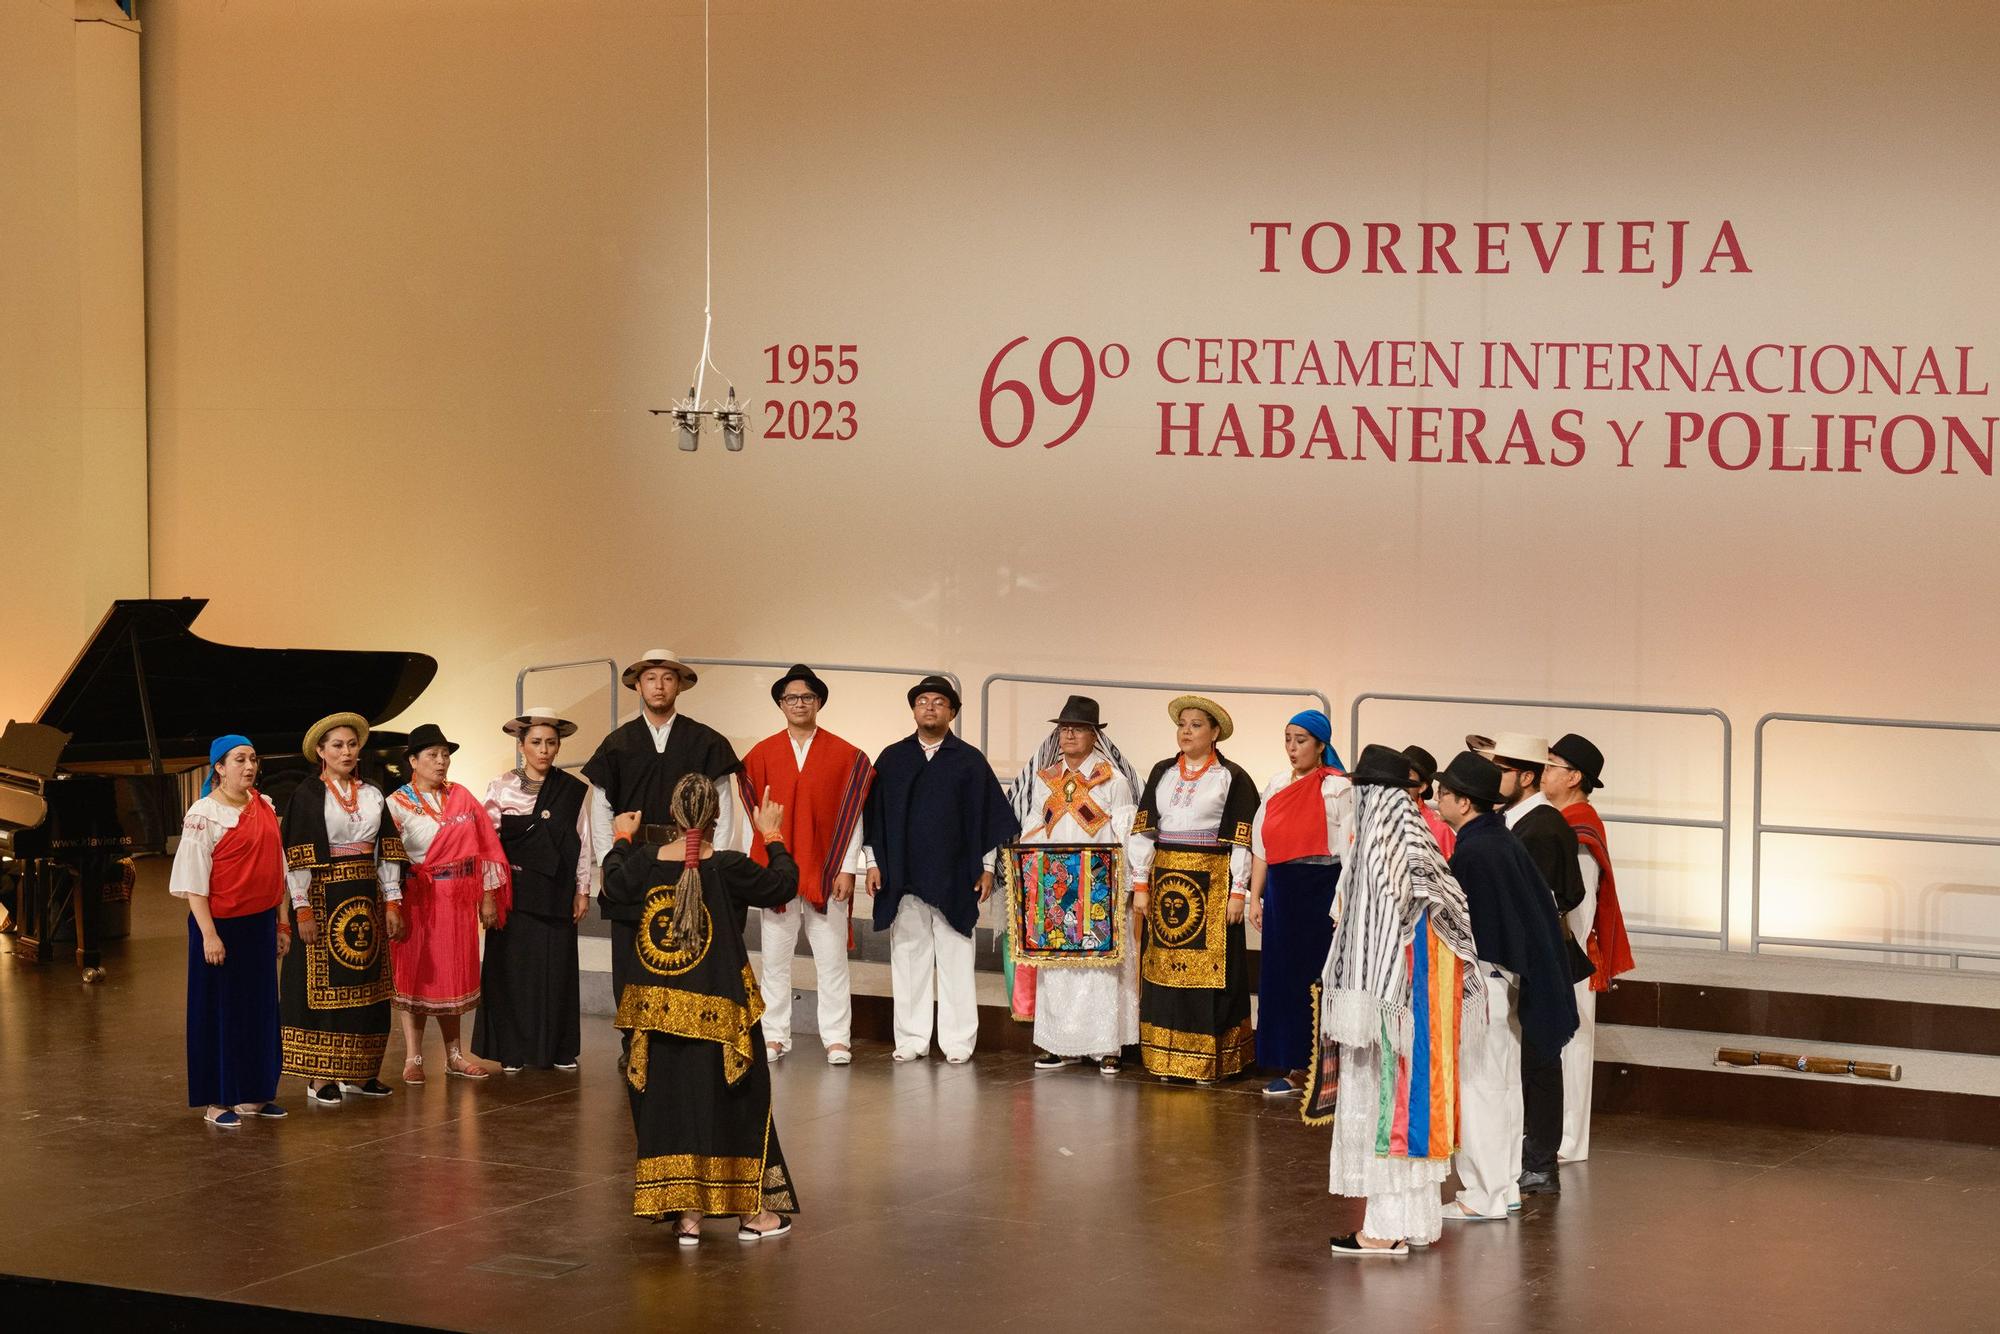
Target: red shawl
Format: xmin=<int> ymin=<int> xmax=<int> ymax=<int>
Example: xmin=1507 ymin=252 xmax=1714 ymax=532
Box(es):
xmin=739 ymin=728 xmax=873 ymax=913
xmin=1418 ymin=801 xmax=1456 ymax=858
xmin=1261 ymin=766 xmax=1343 ymax=863
xmin=1561 ymin=801 xmax=1635 ymax=992
xmin=396 ymin=783 xmax=514 ymax=928
xmin=207 ymin=792 xmax=286 ymax=918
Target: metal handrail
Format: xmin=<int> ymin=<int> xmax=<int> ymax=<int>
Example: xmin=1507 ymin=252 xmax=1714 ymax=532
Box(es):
xmin=514 ymin=658 xmax=620 ymax=736
xmin=979 ymin=673 xmax=1332 ymax=757
xmin=1752 ymin=712 xmax=2000 ymax=967
xmin=679 ymin=658 xmax=963 ymax=736
xmin=1350 ymin=692 xmax=1732 ymax=947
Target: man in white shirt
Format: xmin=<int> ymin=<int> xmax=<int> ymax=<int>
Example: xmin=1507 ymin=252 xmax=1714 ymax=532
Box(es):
xmin=738 ymin=665 xmax=871 ymax=1066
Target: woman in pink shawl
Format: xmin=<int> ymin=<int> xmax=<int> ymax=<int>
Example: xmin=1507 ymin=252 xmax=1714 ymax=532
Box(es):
xmin=384 ymin=723 xmax=511 ymax=1083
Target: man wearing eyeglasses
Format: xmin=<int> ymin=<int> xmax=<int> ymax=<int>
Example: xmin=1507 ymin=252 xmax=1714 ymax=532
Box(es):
xmin=738 ymin=665 xmax=873 ymax=1066
xmin=1486 ymin=732 xmax=1591 ymax=1199
xmin=1541 ymin=734 xmax=1635 ymax=1162
xmin=863 ymin=676 xmax=1019 ymax=1064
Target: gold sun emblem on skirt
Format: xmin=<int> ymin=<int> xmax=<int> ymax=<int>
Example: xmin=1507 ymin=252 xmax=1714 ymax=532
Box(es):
xmin=637 ymin=887 xmax=713 ymax=976
xmin=1150 ymin=870 xmax=1208 ymax=949
xmin=327 ymin=898 xmax=379 ymax=970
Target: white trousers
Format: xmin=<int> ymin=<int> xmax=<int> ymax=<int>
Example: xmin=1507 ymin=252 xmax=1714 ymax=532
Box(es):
xmin=759 ymin=897 xmax=852 ymax=1052
xmin=1559 ymin=880 xmax=1599 ymax=1161
xmin=890 ymin=895 xmax=979 ymax=1061
xmin=1454 ymin=972 xmax=1523 ymax=1219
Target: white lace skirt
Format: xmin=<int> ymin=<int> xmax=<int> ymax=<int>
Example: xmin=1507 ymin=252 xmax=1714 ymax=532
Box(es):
xmin=1327 ymin=1040 xmax=1449 ymax=1243
xmin=1032 ymin=945 xmax=1139 ymax=1057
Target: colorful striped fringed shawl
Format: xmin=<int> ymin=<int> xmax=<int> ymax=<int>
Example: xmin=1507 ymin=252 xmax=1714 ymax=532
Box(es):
xmin=1370 ymin=909 xmax=1464 ymax=1158
xmin=1315 ymin=784 xmax=1480 ymax=1157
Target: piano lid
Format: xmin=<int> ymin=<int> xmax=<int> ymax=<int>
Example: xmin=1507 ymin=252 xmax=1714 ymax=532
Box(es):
xmin=34 ymin=599 xmax=437 ymax=767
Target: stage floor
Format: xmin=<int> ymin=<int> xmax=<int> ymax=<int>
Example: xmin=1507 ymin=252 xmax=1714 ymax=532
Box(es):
xmin=6 ymin=878 xmax=2000 ymax=1333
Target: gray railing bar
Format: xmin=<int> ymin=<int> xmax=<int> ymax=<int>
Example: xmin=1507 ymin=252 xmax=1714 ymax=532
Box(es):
xmin=1607 ymin=815 xmax=1725 ymax=832
xmin=681 ymin=658 xmax=964 ymax=736
xmin=1758 ymin=713 xmax=2000 ymax=734
xmin=1762 ymin=824 xmax=2000 ymax=849
xmin=1351 ymin=691 xmax=1732 ymax=948
xmin=1753 ymin=710 xmax=2000 ymax=960
xmin=515 ymin=658 xmax=619 ymax=738
xmin=1757 ymin=935 xmax=2000 ymax=968
xmin=979 ymin=673 xmax=1332 ymax=756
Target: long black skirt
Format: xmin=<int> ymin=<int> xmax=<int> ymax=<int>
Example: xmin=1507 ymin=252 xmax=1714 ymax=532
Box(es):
xmin=472 ymin=908 xmax=581 ymax=1068
xmin=1255 ymin=858 xmax=1340 ymax=1070
xmin=626 ymin=1024 xmax=798 ymax=1219
xmin=1139 ymin=919 xmax=1253 ymax=1081
xmin=279 ymin=858 xmax=392 ymax=1080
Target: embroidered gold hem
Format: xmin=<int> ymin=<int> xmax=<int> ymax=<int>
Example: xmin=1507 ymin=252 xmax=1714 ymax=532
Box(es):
xmin=616 ymin=966 xmax=764 ymax=1088
xmin=281 ymin=1025 xmax=389 ymax=1079
xmin=1139 ymin=1018 xmax=1254 ymax=1081
xmin=631 ymin=1115 xmax=796 ymax=1218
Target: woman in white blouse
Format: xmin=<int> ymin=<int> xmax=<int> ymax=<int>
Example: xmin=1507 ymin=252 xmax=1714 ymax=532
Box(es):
xmin=169 ymin=734 xmax=289 ymax=1127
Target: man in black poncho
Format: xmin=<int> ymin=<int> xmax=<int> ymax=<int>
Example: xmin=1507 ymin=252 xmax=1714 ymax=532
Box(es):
xmin=1487 ymin=731 xmax=1591 ymax=1197
xmin=862 ymin=675 xmax=1018 ymax=1064
xmin=1434 ymin=751 xmax=1579 ymax=1223
xmin=582 ymin=649 xmax=740 ymax=1029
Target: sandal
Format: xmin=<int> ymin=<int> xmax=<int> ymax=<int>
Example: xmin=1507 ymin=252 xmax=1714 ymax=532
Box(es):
xmin=675 ymin=1213 xmax=702 ymax=1247
xmin=404 ymin=1055 xmax=426 ymax=1086
xmin=736 ymin=1215 xmax=792 ymax=1242
xmin=203 ymin=1107 xmax=242 ymax=1128
xmin=445 ymin=1048 xmax=490 ymax=1080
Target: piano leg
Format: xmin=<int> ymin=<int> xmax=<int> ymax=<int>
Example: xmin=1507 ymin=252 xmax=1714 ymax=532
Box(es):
xmin=74 ymin=853 xmax=107 ymax=982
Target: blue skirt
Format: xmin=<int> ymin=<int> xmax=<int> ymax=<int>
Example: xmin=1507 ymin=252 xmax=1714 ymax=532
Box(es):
xmin=1255 ymin=859 xmax=1339 ymax=1070
xmin=187 ymin=907 xmax=282 ymax=1108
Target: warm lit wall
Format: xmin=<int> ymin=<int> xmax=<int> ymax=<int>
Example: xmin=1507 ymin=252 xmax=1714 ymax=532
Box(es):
xmin=1 ymin=2 xmax=150 ymax=725
xmin=138 ymin=1 xmax=2000 ymax=956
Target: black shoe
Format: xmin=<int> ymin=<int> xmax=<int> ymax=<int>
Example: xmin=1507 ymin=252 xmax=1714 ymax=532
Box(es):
xmin=338 ymin=1078 xmax=394 ymax=1098
xmin=1033 ymin=1052 xmax=1071 ymax=1070
xmin=1516 ymin=1169 xmax=1560 ymax=1196
xmin=307 ymin=1082 xmax=343 ymax=1105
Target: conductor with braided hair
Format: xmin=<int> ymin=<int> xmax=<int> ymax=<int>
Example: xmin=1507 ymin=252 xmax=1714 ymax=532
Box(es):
xmin=603 ymin=774 xmax=801 ymax=1244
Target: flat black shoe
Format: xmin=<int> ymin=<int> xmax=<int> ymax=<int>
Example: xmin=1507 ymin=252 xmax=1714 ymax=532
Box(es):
xmin=338 ymin=1079 xmax=394 ymax=1098
xmin=307 ymin=1083 xmax=343 ymax=1105
xmin=1516 ymin=1169 xmax=1560 ymax=1196
xmin=1033 ymin=1052 xmax=1070 ymax=1070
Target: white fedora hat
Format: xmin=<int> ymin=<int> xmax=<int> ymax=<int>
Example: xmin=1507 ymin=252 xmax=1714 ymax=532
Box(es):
xmin=621 ymin=649 xmax=699 ymax=690
xmin=1487 ymin=732 xmax=1550 ymax=767
xmin=503 ymin=705 xmax=578 ymax=739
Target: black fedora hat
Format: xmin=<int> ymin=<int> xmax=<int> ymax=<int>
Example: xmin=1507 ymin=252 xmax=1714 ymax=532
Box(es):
xmin=1402 ymin=745 xmax=1439 ymax=794
xmin=906 ymin=674 xmax=961 ymax=711
xmin=772 ymin=664 xmax=830 ymax=706
xmin=1437 ymin=750 xmax=1504 ymax=807
xmin=404 ymin=723 xmax=460 ymax=757
xmin=1348 ymin=743 xmax=1416 ymax=787
xmin=1549 ymin=733 xmax=1605 ymax=791
xmin=1049 ymin=695 xmax=1105 ymax=730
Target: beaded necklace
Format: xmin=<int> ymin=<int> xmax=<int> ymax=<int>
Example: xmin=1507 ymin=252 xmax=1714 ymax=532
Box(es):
xmin=409 ymin=782 xmax=448 ymax=823
xmin=324 ymin=772 xmax=361 ymax=816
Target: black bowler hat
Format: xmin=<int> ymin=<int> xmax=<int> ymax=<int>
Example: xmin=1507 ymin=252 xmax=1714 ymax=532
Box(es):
xmin=1437 ymin=751 xmax=1505 ymax=808
xmin=907 ymin=674 xmax=961 ymax=711
xmin=1550 ymin=733 xmax=1606 ymax=791
xmin=1049 ymin=695 xmax=1105 ymax=730
xmin=1402 ymin=745 xmax=1439 ymax=795
xmin=772 ymin=664 xmax=830 ymax=706
xmin=1348 ymin=744 xmax=1417 ymax=787
xmin=404 ymin=723 xmax=460 ymax=758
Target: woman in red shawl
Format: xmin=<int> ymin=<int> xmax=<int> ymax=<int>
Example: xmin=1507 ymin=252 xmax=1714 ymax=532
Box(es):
xmin=384 ymin=723 xmax=511 ymax=1083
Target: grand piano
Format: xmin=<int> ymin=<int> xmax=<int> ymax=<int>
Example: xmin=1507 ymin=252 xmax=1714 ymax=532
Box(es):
xmin=0 ymin=599 xmax=436 ymax=978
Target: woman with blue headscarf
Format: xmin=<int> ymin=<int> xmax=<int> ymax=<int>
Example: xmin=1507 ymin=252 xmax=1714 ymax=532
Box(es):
xmin=1247 ymin=710 xmax=1353 ymax=1097
xmin=167 ymin=735 xmax=289 ymax=1127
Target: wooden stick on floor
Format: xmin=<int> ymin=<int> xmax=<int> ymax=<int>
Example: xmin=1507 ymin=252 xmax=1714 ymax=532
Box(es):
xmin=1715 ymin=1047 xmax=1903 ymax=1081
